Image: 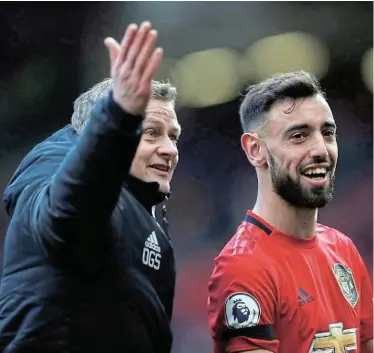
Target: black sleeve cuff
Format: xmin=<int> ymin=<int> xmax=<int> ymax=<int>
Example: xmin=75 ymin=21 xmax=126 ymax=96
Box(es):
xmin=106 ymin=90 xmax=144 ymax=132
xmin=220 ymin=325 xmax=275 ymax=341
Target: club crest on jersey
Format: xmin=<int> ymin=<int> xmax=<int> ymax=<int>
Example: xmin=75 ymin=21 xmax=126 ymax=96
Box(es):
xmin=333 ymin=263 xmax=358 ymax=307
xmin=224 ymin=292 xmax=261 ymax=329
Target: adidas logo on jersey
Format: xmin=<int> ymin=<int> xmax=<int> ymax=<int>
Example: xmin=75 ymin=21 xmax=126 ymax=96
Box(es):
xmin=298 ymin=287 xmax=314 ymax=307
xmin=142 ymin=231 xmax=162 ymax=270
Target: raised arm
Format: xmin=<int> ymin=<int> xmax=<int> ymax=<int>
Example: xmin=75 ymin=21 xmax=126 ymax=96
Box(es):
xmin=6 ymin=22 xmax=162 ymax=270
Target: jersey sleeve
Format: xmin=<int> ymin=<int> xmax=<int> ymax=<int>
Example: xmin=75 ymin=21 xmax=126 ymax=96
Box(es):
xmin=207 ymin=253 xmax=280 ymax=353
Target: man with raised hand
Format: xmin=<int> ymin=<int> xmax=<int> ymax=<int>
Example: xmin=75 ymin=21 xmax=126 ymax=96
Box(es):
xmin=1 ymin=22 xmax=181 ymax=353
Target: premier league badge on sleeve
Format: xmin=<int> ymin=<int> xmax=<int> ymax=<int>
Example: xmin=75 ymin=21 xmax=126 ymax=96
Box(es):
xmin=333 ymin=263 xmax=359 ymax=307
xmin=224 ymin=292 xmax=261 ymax=329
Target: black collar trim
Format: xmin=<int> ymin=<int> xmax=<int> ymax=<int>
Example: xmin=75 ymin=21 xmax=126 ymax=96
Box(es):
xmin=125 ymin=174 xmax=169 ymax=210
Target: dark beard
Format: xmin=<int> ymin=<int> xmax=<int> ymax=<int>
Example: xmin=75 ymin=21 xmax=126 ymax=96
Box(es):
xmin=268 ymin=153 xmax=334 ymax=209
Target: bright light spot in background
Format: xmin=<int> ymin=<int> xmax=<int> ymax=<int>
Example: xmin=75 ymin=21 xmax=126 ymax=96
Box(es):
xmin=171 ymin=48 xmax=241 ymax=108
xmin=361 ymin=48 xmax=373 ymax=93
xmin=241 ymin=32 xmax=329 ymax=82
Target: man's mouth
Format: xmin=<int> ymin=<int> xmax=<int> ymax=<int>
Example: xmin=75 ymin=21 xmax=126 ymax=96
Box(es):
xmin=150 ymin=164 xmax=170 ymax=173
xmin=302 ymin=167 xmax=328 ymax=180
xmin=300 ymin=164 xmax=332 ymax=185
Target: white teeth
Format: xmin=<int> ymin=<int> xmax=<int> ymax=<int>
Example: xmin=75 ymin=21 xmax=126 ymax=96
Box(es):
xmin=304 ymin=167 xmax=327 ymax=175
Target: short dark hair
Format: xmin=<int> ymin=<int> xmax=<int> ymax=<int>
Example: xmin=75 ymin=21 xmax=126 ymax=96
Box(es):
xmin=239 ymin=70 xmax=325 ymax=133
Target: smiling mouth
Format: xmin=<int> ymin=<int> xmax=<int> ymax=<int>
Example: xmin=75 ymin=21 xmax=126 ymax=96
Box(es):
xmin=300 ymin=165 xmax=334 ymax=185
xmin=150 ymin=164 xmax=170 ymax=173
xmin=302 ymin=167 xmax=328 ymax=180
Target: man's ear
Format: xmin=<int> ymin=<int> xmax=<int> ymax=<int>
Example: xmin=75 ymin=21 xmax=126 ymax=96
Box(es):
xmin=241 ymin=132 xmax=267 ymax=168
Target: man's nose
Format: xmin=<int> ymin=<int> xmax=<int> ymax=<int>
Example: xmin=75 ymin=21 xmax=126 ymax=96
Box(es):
xmin=308 ymin=133 xmax=328 ymax=160
xmin=158 ymin=136 xmax=178 ymax=158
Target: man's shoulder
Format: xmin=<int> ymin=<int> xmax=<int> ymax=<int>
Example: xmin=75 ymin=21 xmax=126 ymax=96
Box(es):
xmin=208 ymin=225 xmax=278 ymax=299
xmin=18 ymin=125 xmax=77 ymax=169
xmin=3 ymin=125 xmax=77 ymax=216
xmin=213 ymin=221 xmax=276 ymax=278
xmin=35 ymin=124 xmax=77 ymax=151
xmin=16 ymin=125 xmax=76 ymax=178
xmin=316 ymin=223 xmax=354 ymax=247
xmin=219 ymin=220 xmax=272 ymax=258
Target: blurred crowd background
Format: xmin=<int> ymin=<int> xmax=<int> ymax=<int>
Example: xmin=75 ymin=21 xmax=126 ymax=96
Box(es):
xmin=0 ymin=2 xmax=372 ymax=352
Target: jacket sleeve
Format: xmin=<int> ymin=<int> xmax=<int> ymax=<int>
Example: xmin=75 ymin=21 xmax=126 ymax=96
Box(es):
xmin=20 ymin=92 xmax=144 ymax=270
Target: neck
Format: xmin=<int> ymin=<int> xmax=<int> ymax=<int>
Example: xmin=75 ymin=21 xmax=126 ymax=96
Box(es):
xmin=253 ymin=184 xmax=318 ymax=239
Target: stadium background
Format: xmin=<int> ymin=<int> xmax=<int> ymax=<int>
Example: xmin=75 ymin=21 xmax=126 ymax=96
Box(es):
xmin=0 ymin=2 xmax=372 ymax=352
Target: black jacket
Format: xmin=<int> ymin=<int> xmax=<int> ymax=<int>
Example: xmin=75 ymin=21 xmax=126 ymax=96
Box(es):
xmin=0 ymin=92 xmax=176 ymax=353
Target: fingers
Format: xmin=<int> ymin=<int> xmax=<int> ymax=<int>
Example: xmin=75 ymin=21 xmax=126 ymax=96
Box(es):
xmin=122 ymin=22 xmax=151 ymax=68
xmin=140 ymin=47 xmax=163 ymax=86
xmin=114 ymin=21 xmax=162 ymax=86
xmin=107 ymin=21 xmax=164 ymax=114
xmin=118 ymin=24 xmax=138 ymax=64
xmin=133 ymin=29 xmax=158 ymax=74
xmin=104 ymin=37 xmax=120 ymax=68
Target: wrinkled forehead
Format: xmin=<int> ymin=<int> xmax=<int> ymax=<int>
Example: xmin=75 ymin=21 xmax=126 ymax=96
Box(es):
xmin=266 ymin=95 xmax=335 ymax=134
xmin=144 ymin=99 xmax=181 ymax=132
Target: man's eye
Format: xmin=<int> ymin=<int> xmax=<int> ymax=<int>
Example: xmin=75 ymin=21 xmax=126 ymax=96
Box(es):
xmin=144 ymin=129 xmax=156 ymax=137
xmin=170 ymin=135 xmax=179 ymax=143
xmin=291 ymin=132 xmax=306 ymax=141
xmin=324 ymin=130 xmax=336 ymax=138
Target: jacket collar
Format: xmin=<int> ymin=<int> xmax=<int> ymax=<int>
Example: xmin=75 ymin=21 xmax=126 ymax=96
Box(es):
xmin=124 ymin=174 xmax=169 ymax=212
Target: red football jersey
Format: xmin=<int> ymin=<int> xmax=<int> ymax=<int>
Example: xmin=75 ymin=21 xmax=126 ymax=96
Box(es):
xmin=208 ymin=210 xmax=373 ymax=353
